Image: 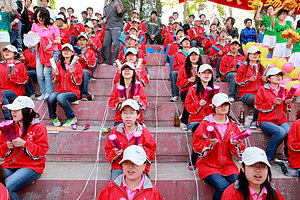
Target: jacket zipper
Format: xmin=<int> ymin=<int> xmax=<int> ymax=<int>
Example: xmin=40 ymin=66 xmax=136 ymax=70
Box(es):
xmin=12 ymin=148 xmax=20 ymax=168
xmin=64 ymin=71 xmax=67 ymax=92
xmin=275 ymin=105 xmax=278 ymax=124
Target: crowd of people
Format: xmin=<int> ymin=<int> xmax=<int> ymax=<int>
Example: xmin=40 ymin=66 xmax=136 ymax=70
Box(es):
xmin=0 ymin=0 xmax=300 ymax=199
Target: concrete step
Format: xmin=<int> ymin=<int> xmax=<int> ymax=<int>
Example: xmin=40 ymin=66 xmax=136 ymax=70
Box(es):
xmin=19 ymin=161 xmax=300 ymax=199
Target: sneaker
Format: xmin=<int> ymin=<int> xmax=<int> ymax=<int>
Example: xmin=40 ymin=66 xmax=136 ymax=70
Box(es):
xmin=29 ymin=94 xmax=36 ymax=100
xmin=90 ymin=77 xmax=96 ymax=81
xmin=51 ymin=117 xmax=61 ymax=127
xmin=170 ymin=96 xmax=179 ymax=102
xmin=228 ymin=97 xmax=235 ymax=102
xmin=180 ymin=123 xmax=189 ymax=131
xmin=63 ymin=117 xmax=77 ymax=127
xmin=81 ymin=95 xmax=88 ymax=101
xmin=216 ymin=77 xmax=222 ymax=82
xmin=71 ymin=100 xmax=80 ymax=105
xmin=188 ymin=162 xmax=196 ymax=170
xmin=44 ymin=93 xmax=50 ymax=100
xmin=87 ymin=92 xmax=94 ymax=101
xmin=36 ymin=94 xmax=45 ymax=101
xmin=249 ymin=121 xmax=258 ymax=129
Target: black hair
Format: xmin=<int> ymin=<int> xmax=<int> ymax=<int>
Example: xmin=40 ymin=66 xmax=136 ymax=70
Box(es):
xmin=33 ymin=6 xmax=38 ymax=10
xmin=237 ymin=163 xmax=277 ymax=200
xmin=33 ymin=7 xmax=53 ymax=26
xmin=173 ymin=12 xmax=179 ymax=16
xmin=260 ymin=23 xmax=265 ymax=28
xmin=0 ymin=165 xmax=6 ymax=186
xmin=189 ymin=14 xmax=195 ymax=19
xmin=245 ymin=56 xmax=264 ymax=75
xmin=81 ymin=11 xmax=87 ymax=15
xmin=185 ymin=53 xmax=203 ymax=77
xmin=40 ymin=0 xmax=49 ymax=2
xmin=176 ymin=28 xmax=184 ymax=35
xmin=151 ymin=11 xmax=157 ymax=16
xmin=244 ymin=18 xmax=252 ymax=24
xmin=213 ymin=17 xmax=221 ymax=27
xmin=87 ymin=7 xmax=93 ymax=12
xmin=277 ymin=9 xmax=288 ymax=17
xmin=265 ymin=4 xmax=274 ymax=11
xmin=297 ymin=20 xmax=300 ymax=29
xmin=195 ymin=66 xmax=214 ymax=99
xmin=119 ymin=68 xmax=137 ymax=99
xmin=59 ymin=52 xmax=75 ymax=72
xmin=57 ymin=12 xmax=67 ymax=24
xmin=210 ymin=23 xmax=217 ymax=29
xmin=200 ymin=14 xmax=206 ymax=18
xmin=67 ymin=7 xmax=74 ymax=12
xmin=20 ymin=108 xmax=39 ymax=136
xmin=60 ymin=7 xmax=66 ymax=11
xmin=226 ymin=17 xmax=236 ymax=26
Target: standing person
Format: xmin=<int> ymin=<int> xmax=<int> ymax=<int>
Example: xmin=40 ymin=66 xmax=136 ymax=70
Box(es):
xmin=255 ymin=67 xmax=292 ymax=161
xmin=100 ymin=145 xmax=161 ymax=199
xmin=31 ymin=7 xmax=61 ymax=100
xmin=0 ymin=0 xmax=14 ymax=54
xmin=21 ymin=0 xmax=33 ymax=47
xmin=188 ymin=17 xmax=205 ymax=48
xmin=9 ymin=9 xmax=22 ymax=52
xmin=81 ymin=11 xmax=88 ymax=24
xmin=225 ymin=17 xmax=239 ymax=39
xmin=193 ymin=93 xmax=245 ymax=200
xmin=222 ymin=147 xmax=285 ymax=200
xmin=0 ymin=96 xmax=49 ymax=200
xmin=86 ymin=7 xmax=93 ymax=22
xmin=256 ymin=5 xmax=276 ymax=54
xmin=145 ymin=11 xmax=159 ymax=45
xmin=102 ymin=0 xmax=124 ymax=65
xmin=287 ymin=21 xmax=300 ymax=67
xmin=183 ymin=14 xmax=194 ymax=35
xmin=66 ymin=7 xmax=74 ymax=26
xmin=235 ymin=46 xmax=265 ymax=129
xmin=161 ymin=16 xmax=174 ymax=41
xmin=40 ymin=0 xmax=55 ymax=21
xmin=240 ymin=18 xmax=257 ymax=45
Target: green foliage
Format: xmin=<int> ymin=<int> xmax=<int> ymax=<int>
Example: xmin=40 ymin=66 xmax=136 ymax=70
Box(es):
xmin=50 ymin=0 xmax=56 ymax=10
xmin=211 ymin=4 xmax=226 ymax=24
xmin=161 ymin=0 xmax=178 ymax=9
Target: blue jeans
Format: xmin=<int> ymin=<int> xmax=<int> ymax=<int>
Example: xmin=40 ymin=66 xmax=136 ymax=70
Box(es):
xmin=189 ymin=122 xmax=201 ymax=133
xmin=191 ymin=40 xmax=202 ymax=47
xmin=215 ymin=57 xmax=222 ymax=78
xmin=110 ymin=169 xmax=123 ymax=181
xmin=1 ymin=90 xmax=17 ymax=120
xmin=204 ymin=174 xmax=238 ymax=200
xmin=164 ymin=44 xmax=171 ymax=63
xmin=80 ymin=69 xmax=91 ymax=96
xmin=4 ymin=168 xmax=41 ymax=200
xmin=170 ymin=71 xmax=179 ymax=97
xmin=47 ymin=92 xmax=78 ymax=120
xmin=71 ymin=35 xmax=77 ymax=46
xmin=169 ymin=55 xmax=174 ymax=72
xmin=36 ymin=51 xmax=53 ymax=94
xmin=53 ymin=50 xmax=59 ymax=62
xmin=25 ymin=69 xmax=37 ymax=96
xmin=225 ymin=73 xmax=237 ymax=98
xmin=260 ymin=122 xmax=290 ymax=161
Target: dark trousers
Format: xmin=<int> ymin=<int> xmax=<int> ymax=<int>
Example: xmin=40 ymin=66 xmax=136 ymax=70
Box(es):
xmin=180 ymin=90 xmax=189 ymax=124
xmin=103 ymin=28 xmax=121 ymax=64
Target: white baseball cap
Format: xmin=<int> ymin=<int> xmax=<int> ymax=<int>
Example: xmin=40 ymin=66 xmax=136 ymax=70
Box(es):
xmin=71 ymin=13 xmax=77 ymax=18
xmin=132 ymin=19 xmax=140 ymax=24
xmin=129 ymin=26 xmax=138 ymax=32
xmin=78 ymin=32 xmax=88 ymax=40
xmin=61 ymin=43 xmax=74 ymax=51
xmin=121 ymin=62 xmax=135 ymax=70
xmin=119 ymin=145 xmax=147 ymax=166
xmin=230 ymin=38 xmax=240 ymax=45
xmin=131 ymin=10 xmax=139 ymax=14
xmin=248 ymin=46 xmax=261 ymax=54
xmin=212 ymin=93 xmax=231 ymax=107
xmin=169 ymin=16 xmax=175 ymax=20
xmin=120 ymin=99 xmax=139 ymax=112
xmin=198 ymin=64 xmax=213 ymax=74
xmin=3 ymin=96 xmax=35 ymax=110
xmin=266 ymin=67 xmax=286 ymax=77
xmin=188 ymin=47 xmax=200 ymax=55
xmin=56 ymin=15 xmax=65 ymax=20
xmin=125 ymin=48 xmax=138 ymax=56
xmin=91 ymin=16 xmax=99 ymax=21
xmin=179 ymin=36 xmax=190 ymax=44
xmin=194 ymin=17 xmax=202 ymax=22
xmin=242 ymin=147 xmax=271 ymax=168
xmin=128 ymin=34 xmax=139 ymax=41
xmin=2 ymin=45 xmax=18 ymax=53
xmin=172 ymin=20 xmax=180 ymax=25
xmin=85 ymin=21 xmax=94 ymax=28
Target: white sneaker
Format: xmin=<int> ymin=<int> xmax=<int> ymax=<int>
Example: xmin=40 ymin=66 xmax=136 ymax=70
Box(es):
xmin=44 ymin=93 xmax=50 ymax=100
xmin=63 ymin=117 xmax=78 ymax=127
xmin=36 ymin=94 xmax=45 ymax=101
xmin=228 ymin=97 xmax=235 ymax=102
xmin=180 ymin=123 xmax=189 ymax=131
xmin=249 ymin=121 xmax=258 ymax=129
xmin=170 ymin=96 xmax=179 ymax=102
xmin=51 ymin=117 xmax=61 ymax=127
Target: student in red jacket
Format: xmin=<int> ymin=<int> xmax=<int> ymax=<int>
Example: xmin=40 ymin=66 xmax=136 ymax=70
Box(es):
xmin=0 ymin=96 xmax=49 ymax=200
xmin=109 ymin=62 xmax=148 ymax=126
xmin=69 ymin=14 xmax=84 ymax=45
xmin=128 ymin=26 xmax=147 ymax=56
xmin=161 ymin=16 xmax=174 ymax=40
xmin=168 ymin=28 xmax=185 ymax=72
xmin=118 ymin=34 xmax=145 ymax=64
xmin=100 ymin=145 xmax=161 ymax=199
xmin=0 ymin=45 xmax=29 ymax=120
xmin=236 ymin=46 xmax=265 ymax=129
xmin=288 ymin=110 xmax=300 ymax=176
xmin=77 ymin=33 xmax=96 ymax=101
xmin=202 ymin=23 xmax=220 ymax=54
xmin=92 ymin=16 xmax=105 ymax=43
xmin=170 ymin=36 xmax=190 ymax=102
xmin=222 ymin=147 xmax=285 ymax=200
xmin=163 ymin=20 xmax=179 ymax=47
xmin=105 ymin=100 xmax=155 ymax=180
xmin=124 ymin=10 xmax=147 ymax=34
xmin=254 ymin=67 xmax=292 ymax=161
xmin=176 ymin=48 xmax=203 ymax=131
xmin=85 ymin=21 xmax=102 ymax=55
xmin=188 ymin=17 xmax=205 ymax=47
xmin=193 ymin=93 xmax=245 ymax=200
xmin=0 ymin=166 xmax=9 ymax=200
xmin=56 ymin=15 xmax=71 ymax=51
xmin=47 ymin=44 xmax=83 ymax=127
xmin=220 ymin=39 xmax=246 ymax=102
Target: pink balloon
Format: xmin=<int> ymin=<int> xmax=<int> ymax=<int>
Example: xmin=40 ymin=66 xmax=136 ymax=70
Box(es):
xmin=255 ymin=43 xmax=266 ymax=47
xmin=243 ymin=49 xmax=248 ymax=55
xmin=266 ymin=58 xmax=271 ymax=61
xmin=282 ymin=77 xmax=292 ymax=85
xmin=294 ymin=83 xmax=300 ymax=96
xmin=282 ymin=62 xmax=295 ymax=73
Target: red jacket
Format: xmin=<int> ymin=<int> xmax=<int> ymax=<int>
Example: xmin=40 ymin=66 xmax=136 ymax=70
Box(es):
xmin=39 ymin=37 xmax=54 ymax=67
xmin=58 ymin=27 xmax=71 ymax=51
xmin=173 ymin=50 xmax=188 ymax=71
xmin=105 ymin=123 xmax=156 ymax=172
xmin=255 ymin=84 xmax=291 ymax=125
xmin=0 ymin=183 xmax=9 ymax=200
xmin=108 ymin=83 xmax=148 ymax=124
xmin=23 ymin=48 xmax=37 ymax=69
xmin=184 ymin=85 xmax=214 ymax=124
xmin=220 ymin=52 xmax=245 ymax=76
xmin=176 ymin=66 xmax=195 ymax=93
xmin=95 ymin=27 xmax=105 ymax=43
xmin=113 ymin=63 xmax=149 ymax=86
xmin=118 ymin=46 xmax=146 ymax=65
xmin=87 ymin=33 xmax=102 ymax=53
xmin=137 ymin=31 xmax=147 ymax=54
xmin=235 ymin=63 xmax=265 ymax=98
xmin=163 ymin=29 xmax=176 ymax=47
xmin=188 ymin=26 xmax=205 ymax=42
xmin=124 ymin=20 xmax=147 ymax=34
xmin=0 ymin=60 xmax=28 ymax=96
xmin=168 ymin=41 xmax=180 ymax=57
xmin=208 ymin=41 xmax=230 ymax=67
xmin=53 ymin=61 xmax=83 ymax=99
xmin=193 ymin=115 xmax=245 ymax=179
xmin=98 ymin=174 xmax=162 ymax=200
xmin=161 ymin=24 xmax=172 ymax=39
xmin=69 ymin=22 xmax=84 ymax=37
xmin=222 ymin=182 xmax=285 ymax=200
xmin=288 ymin=119 xmax=300 ymax=169
xmin=202 ymin=33 xmax=220 ymax=54
xmin=78 ymin=47 xmax=96 ymax=75
xmin=0 ymin=119 xmax=49 ymax=174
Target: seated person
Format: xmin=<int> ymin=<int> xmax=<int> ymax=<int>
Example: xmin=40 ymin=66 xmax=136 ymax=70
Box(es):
xmin=240 ymin=18 xmax=257 ymax=45
xmin=202 ymin=23 xmax=219 ymax=54
xmin=288 ymin=110 xmax=300 ymax=177
xmin=168 ymin=28 xmax=185 ymax=72
xmin=188 ymin=17 xmax=205 ymax=47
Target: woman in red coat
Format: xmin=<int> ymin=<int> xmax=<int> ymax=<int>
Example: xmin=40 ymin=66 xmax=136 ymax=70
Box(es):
xmin=288 ymin=109 xmax=300 ymax=176
xmin=0 ymin=96 xmax=49 ymax=200
xmin=47 ymin=44 xmax=83 ymax=127
xmin=193 ymin=93 xmax=245 ymax=200
xmin=222 ymin=147 xmax=285 ymax=200
xmin=0 ymin=166 xmax=9 ymax=200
